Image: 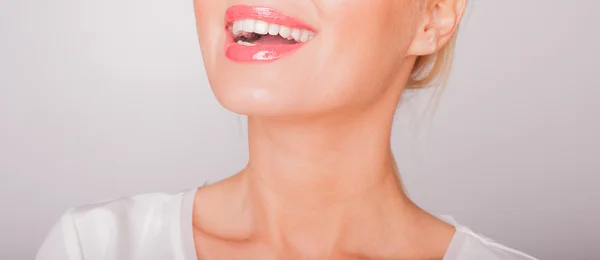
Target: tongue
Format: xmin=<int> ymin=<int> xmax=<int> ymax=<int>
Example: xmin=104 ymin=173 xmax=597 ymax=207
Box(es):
xmin=254 ymin=35 xmax=297 ymax=45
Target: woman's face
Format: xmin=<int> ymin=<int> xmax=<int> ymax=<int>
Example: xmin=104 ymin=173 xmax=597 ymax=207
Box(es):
xmin=194 ymin=0 xmax=424 ymax=117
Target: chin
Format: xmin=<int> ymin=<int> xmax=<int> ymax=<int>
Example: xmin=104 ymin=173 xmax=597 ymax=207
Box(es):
xmin=212 ymin=85 xmax=299 ymax=117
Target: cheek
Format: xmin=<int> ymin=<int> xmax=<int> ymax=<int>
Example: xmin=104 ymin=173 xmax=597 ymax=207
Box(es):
xmin=317 ymin=0 xmax=416 ymax=50
xmin=194 ymin=0 xmax=225 ymax=65
xmin=310 ymin=1 xmax=412 ymax=104
xmin=193 ymin=0 xmax=213 ymax=36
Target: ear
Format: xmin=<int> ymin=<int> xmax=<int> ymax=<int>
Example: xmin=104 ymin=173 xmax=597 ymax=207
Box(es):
xmin=407 ymin=0 xmax=467 ymax=56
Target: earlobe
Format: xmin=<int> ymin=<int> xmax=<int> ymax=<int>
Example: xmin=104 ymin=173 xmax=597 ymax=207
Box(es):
xmin=407 ymin=0 xmax=467 ymax=56
xmin=406 ymin=26 xmax=438 ymax=57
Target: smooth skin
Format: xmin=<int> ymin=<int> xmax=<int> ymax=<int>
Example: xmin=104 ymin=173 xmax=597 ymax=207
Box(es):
xmin=192 ymin=0 xmax=467 ymax=259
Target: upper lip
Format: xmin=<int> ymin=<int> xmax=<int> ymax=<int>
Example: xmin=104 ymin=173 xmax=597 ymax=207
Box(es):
xmin=225 ymin=5 xmax=317 ymax=32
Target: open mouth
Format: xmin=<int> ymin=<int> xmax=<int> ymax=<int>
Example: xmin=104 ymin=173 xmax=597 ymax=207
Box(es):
xmin=229 ymin=19 xmax=316 ymax=46
xmin=224 ymin=5 xmax=317 ymax=62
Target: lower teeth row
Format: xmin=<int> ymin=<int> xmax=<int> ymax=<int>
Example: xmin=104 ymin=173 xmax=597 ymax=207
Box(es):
xmin=237 ymin=40 xmax=256 ymax=46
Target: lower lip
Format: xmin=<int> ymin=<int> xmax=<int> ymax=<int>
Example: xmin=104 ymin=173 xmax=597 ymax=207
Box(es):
xmin=225 ymin=39 xmax=306 ymax=63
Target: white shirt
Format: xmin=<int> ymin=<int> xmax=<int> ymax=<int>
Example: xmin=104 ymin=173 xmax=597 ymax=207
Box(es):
xmin=36 ymin=188 xmax=538 ymax=260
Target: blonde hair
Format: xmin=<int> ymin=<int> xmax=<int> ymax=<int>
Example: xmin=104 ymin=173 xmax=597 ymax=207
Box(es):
xmin=404 ymin=32 xmax=459 ymax=118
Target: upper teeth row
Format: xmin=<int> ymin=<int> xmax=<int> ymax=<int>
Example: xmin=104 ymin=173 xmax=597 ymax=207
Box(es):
xmin=231 ymin=19 xmax=315 ymax=43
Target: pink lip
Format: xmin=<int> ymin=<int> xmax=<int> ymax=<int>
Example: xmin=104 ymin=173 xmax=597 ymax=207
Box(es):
xmin=224 ymin=5 xmax=316 ymax=63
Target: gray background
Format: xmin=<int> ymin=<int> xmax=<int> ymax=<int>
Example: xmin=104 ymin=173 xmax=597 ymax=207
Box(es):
xmin=1 ymin=0 xmax=599 ymax=259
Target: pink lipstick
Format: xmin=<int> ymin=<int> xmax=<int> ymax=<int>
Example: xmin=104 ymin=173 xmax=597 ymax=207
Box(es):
xmin=225 ymin=5 xmax=317 ymax=62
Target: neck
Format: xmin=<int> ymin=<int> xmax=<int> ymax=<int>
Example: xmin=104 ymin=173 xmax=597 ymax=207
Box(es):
xmin=244 ymin=110 xmax=401 ymax=210
xmin=239 ymin=90 xmax=416 ymax=256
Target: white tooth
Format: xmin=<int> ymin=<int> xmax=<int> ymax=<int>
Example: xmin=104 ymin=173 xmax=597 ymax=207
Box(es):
xmin=268 ymin=24 xmax=280 ymax=36
xmin=237 ymin=40 xmax=255 ymax=46
xmin=232 ymin=20 xmax=244 ymax=35
xmin=254 ymin=20 xmax=269 ymax=35
xmin=279 ymin=26 xmax=291 ymax=39
xmin=300 ymin=30 xmax=310 ymax=42
xmin=291 ymin=28 xmax=301 ymax=42
xmin=242 ymin=19 xmax=256 ymax=33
